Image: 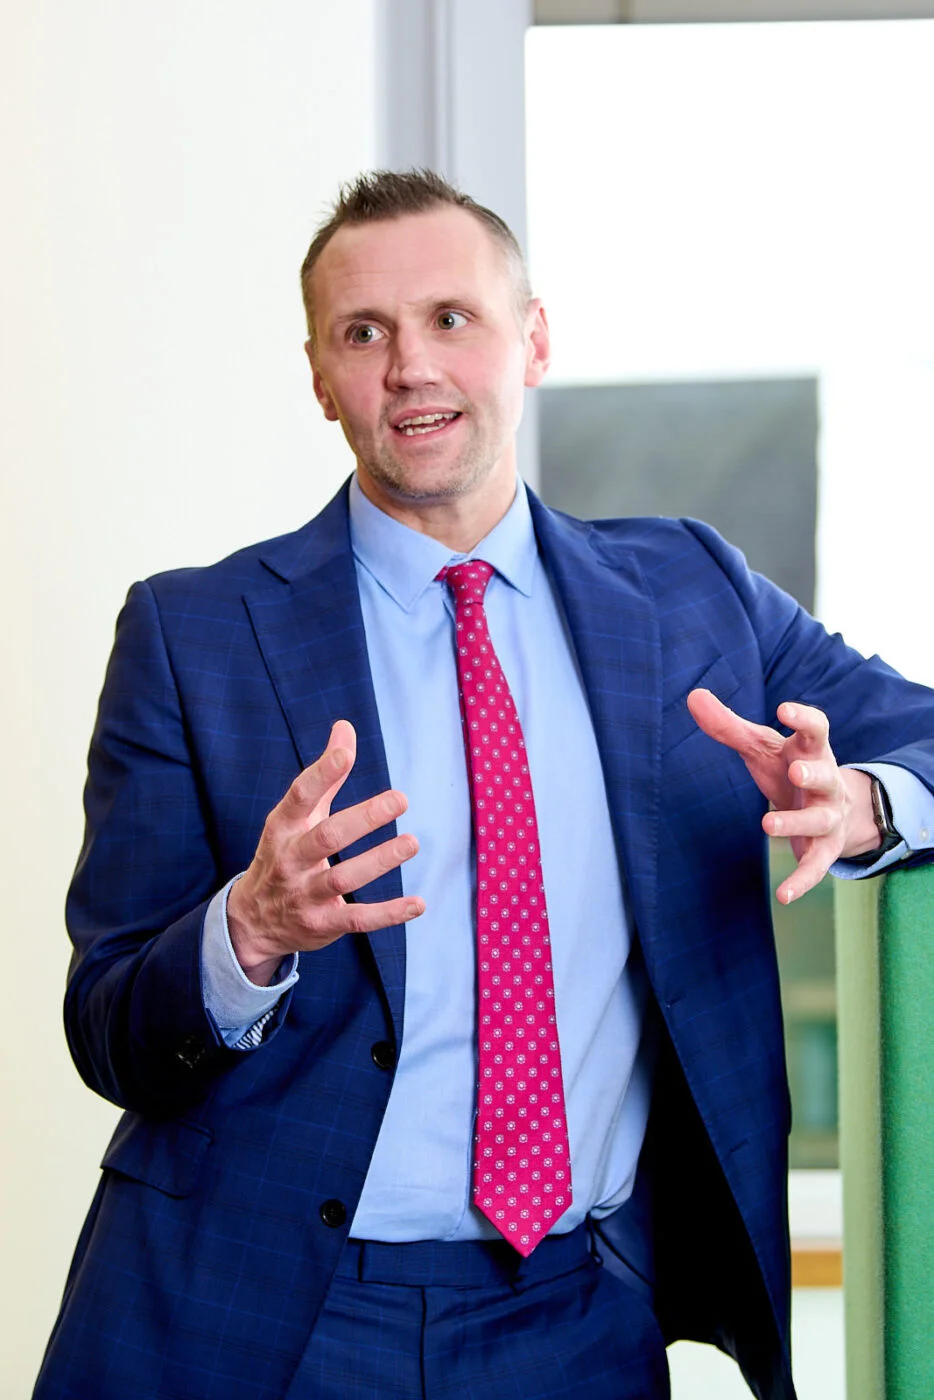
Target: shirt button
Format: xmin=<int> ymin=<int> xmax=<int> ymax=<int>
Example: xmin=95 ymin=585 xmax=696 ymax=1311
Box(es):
xmin=319 ymin=1199 xmax=348 ymax=1229
xmin=371 ymin=1040 xmax=397 ymax=1071
xmin=920 ymin=828 xmax=930 ymax=843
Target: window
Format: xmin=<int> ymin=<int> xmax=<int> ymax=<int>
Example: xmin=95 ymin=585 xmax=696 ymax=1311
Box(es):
xmin=527 ymin=17 xmax=934 ymax=1167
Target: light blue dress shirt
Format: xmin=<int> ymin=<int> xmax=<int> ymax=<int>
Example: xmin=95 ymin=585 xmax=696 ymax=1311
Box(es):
xmin=202 ymin=474 xmax=934 ymax=1241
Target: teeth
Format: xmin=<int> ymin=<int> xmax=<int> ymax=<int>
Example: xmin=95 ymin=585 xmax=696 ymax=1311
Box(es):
xmin=397 ymin=412 xmax=458 ymax=435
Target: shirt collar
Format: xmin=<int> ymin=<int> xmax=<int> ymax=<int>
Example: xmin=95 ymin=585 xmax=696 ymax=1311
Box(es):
xmin=348 ymin=472 xmax=537 ymax=612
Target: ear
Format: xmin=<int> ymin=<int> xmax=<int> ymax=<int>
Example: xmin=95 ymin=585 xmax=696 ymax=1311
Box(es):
xmin=523 ymin=300 xmax=551 ymax=389
xmin=305 ymin=339 xmax=340 ymax=422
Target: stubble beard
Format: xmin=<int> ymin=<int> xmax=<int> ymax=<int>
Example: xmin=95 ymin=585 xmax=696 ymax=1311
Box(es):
xmin=361 ymin=413 xmax=503 ymax=505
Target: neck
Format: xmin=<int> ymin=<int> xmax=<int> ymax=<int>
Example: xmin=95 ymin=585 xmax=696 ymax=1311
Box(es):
xmin=355 ymin=471 xmax=518 ymax=554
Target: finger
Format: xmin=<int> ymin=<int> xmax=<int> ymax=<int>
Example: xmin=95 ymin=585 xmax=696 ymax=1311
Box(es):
xmin=308 ymin=893 xmax=426 ymax=940
xmin=775 ymin=851 xmax=833 ymax=905
xmin=764 ymin=806 xmax=839 ymax=840
xmin=297 ymin=787 xmax=410 ymax=864
xmin=687 ymin=689 xmax=782 ymax=759
xmin=787 ymin=758 xmax=838 ymax=795
xmin=311 ymin=831 xmax=420 ymax=900
xmin=278 ymin=721 xmax=357 ymax=829
xmin=775 ymin=702 xmax=830 ymax=752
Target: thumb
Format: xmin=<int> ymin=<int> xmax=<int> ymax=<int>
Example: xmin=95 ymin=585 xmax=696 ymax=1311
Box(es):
xmin=279 ymin=720 xmax=357 ymax=829
xmin=686 ymin=688 xmax=773 ymax=758
xmin=687 ymin=688 xmax=741 ymax=744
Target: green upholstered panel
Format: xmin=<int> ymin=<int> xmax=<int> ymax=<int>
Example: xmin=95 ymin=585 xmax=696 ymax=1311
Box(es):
xmin=836 ymin=864 xmax=934 ymax=1400
xmin=879 ymin=865 xmax=934 ymax=1400
xmin=835 ymin=876 xmax=884 ymax=1400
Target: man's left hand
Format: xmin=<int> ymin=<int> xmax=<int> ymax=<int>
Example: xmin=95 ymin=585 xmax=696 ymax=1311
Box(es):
xmin=687 ymin=689 xmax=882 ymax=903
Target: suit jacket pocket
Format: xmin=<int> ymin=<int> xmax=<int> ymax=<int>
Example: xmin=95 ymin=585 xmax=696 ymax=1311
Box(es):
xmin=661 ymin=655 xmax=742 ymax=754
xmin=101 ymin=1112 xmax=213 ymax=1198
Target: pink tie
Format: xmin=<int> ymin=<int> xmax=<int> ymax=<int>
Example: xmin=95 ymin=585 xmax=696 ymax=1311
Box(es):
xmin=440 ymin=560 xmax=572 ymax=1257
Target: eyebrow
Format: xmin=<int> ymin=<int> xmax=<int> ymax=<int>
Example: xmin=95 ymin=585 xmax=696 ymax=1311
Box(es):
xmin=329 ymin=308 xmax=385 ymax=332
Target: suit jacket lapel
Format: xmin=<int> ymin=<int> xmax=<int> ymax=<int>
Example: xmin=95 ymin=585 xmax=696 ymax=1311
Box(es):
xmin=240 ymin=484 xmax=663 ymax=1041
xmin=243 ymin=485 xmax=407 ymax=1045
xmin=529 ymin=493 xmax=663 ymax=967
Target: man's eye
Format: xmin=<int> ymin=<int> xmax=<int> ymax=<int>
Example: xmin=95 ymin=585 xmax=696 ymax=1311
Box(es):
xmin=349 ymin=324 xmax=384 ymax=345
xmin=437 ymin=311 xmax=467 ymax=330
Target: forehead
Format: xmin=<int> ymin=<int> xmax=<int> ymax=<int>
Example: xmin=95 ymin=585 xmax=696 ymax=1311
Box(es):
xmin=311 ymin=207 xmax=512 ymax=325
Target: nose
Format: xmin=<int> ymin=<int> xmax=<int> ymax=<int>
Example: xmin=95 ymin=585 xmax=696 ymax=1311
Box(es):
xmin=385 ymin=325 xmax=440 ymax=392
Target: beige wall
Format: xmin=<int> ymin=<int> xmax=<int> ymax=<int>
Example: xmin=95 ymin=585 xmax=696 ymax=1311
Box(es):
xmin=0 ymin=2 xmax=376 ymax=1389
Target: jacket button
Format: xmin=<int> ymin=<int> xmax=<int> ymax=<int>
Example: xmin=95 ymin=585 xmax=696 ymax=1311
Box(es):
xmin=371 ymin=1040 xmax=396 ymax=1071
xmin=319 ymin=1199 xmax=347 ymax=1229
xmin=175 ymin=1034 xmax=206 ymax=1069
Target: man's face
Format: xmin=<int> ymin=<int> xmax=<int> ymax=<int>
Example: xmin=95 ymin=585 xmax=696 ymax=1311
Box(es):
xmin=306 ymin=207 xmax=549 ymax=527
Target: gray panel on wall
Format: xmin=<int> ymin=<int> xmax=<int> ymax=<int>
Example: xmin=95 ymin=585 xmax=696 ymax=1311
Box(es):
xmin=539 ymin=378 xmax=818 ymax=609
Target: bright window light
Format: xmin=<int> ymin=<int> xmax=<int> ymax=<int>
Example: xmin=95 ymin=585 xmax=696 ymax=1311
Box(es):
xmin=526 ymin=20 xmax=934 ymax=684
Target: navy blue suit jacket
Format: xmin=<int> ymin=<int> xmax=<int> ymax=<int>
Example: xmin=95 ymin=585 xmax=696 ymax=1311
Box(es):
xmin=36 ymin=483 xmax=934 ymax=1400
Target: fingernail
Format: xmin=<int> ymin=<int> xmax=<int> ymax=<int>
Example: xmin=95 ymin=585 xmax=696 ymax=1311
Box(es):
xmin=771 ymin=816 xmax=783 ymax=835
xmin=405 ymin=901 xmax=422 ymax=919
xmin=798 ymin=763 xmax=809 ymax=783
xmin=785 ymin=705 xmax=797 ymax=721
xmin=332 ymin=749 xmax=348 ymax=772
xmin=784 ymin=887 xmax=796 ymax=903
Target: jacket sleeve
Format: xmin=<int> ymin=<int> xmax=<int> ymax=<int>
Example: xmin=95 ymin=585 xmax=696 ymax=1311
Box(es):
xmin=684 ymin=517 xmax=934 ymax=855
xmin=64 ymin=580 xmax=291 ymax=1116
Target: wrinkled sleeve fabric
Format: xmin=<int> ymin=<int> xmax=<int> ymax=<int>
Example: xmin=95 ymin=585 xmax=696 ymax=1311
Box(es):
xmin=65 ymin=581 xmax=292 ymax=1115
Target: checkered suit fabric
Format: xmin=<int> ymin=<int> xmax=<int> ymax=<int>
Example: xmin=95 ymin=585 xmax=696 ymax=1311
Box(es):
xmin=35 ymin=481 xmax=934 ymax=1400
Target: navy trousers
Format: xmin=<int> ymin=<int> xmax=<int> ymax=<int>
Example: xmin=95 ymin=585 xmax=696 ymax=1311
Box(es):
xmin=292 ymin=1225 xmax=670 ymax=1399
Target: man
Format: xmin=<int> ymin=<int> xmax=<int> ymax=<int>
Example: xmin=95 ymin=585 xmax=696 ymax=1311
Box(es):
xmin=35 ymin=171 xmax=934 ymax=1400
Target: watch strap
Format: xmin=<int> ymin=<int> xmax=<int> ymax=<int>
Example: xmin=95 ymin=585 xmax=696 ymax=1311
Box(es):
xmin=849 ymin=774 xmax=903 ymax=864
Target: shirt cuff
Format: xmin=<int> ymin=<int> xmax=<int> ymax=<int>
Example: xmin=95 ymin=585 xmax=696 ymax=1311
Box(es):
xmin=202 ymin=875 xmax=299 ymax=1046
xmin=832 ymin=763 xmax=934 ymax=880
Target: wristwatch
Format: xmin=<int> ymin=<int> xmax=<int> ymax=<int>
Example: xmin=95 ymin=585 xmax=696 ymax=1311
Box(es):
xmin=862 ymin=775 xmax=903 ymax=861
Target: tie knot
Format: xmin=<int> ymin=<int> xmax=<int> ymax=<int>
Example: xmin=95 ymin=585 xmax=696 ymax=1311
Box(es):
xmin=439 ymin=559 xmax=494 ymax=607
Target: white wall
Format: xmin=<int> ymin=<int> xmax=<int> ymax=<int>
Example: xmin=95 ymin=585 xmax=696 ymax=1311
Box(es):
xmin=0 ymin=2 xmax=376 ymax=1389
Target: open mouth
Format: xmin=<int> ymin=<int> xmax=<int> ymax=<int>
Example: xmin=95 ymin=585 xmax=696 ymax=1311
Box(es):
xmin=393 ymin=411 xmax=462 ymax=437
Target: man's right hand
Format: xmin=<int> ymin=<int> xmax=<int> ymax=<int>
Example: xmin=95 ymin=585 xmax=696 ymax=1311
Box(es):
xmin=226 ymin=719 xmax=424 ymax=985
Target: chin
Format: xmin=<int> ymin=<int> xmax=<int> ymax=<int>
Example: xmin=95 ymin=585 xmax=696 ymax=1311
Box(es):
xmin=371 ymin=456 xmax=490 ymax=504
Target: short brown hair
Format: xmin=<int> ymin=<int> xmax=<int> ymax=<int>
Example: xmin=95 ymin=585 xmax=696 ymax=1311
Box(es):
xmin=300 ymin=168 xmax=532 ymax=342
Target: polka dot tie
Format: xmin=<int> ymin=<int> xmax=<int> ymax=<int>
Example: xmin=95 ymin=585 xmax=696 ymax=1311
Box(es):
xmin=440 ymin=559 xmax=572 ymax=1257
